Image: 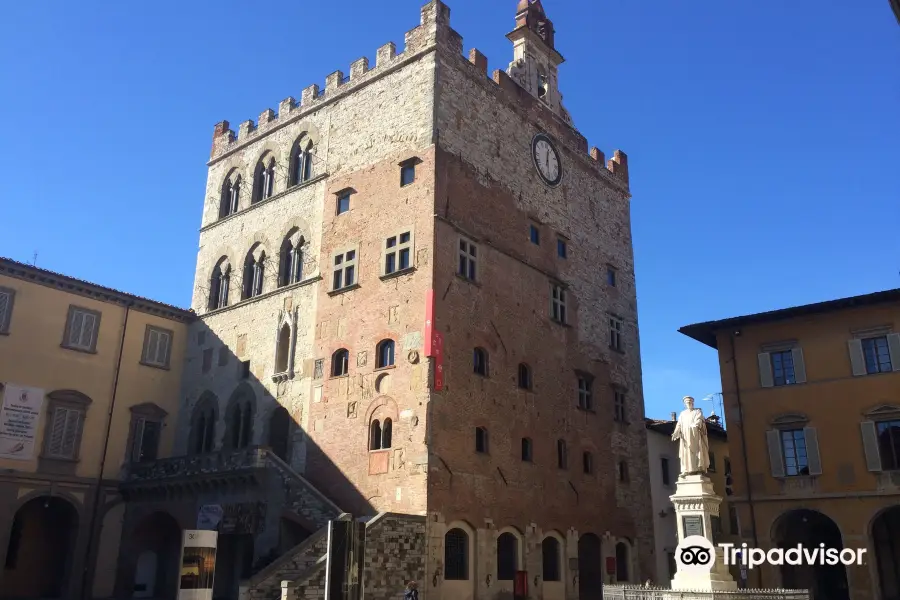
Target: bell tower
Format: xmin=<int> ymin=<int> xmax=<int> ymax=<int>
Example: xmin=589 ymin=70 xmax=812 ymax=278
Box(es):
xmin=506 ymin=0 xmax=572 ymax=124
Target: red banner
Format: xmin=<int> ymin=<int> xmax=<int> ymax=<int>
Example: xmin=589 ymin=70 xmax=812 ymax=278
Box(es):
xmin=433 ymin=330 xmax=444 ymax=391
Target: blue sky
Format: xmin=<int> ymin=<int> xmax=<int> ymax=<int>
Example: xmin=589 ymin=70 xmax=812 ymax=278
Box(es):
xmin=1 ymin=1 xmax=897 ymax=421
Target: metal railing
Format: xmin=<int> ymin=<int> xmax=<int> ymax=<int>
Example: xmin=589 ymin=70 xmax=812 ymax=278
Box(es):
xmin=603 ymin=585 xmax=810 ymax=600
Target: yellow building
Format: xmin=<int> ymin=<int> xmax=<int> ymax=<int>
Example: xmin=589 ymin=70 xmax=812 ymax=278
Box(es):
xmin=680 ymin=288 xmax=900 ymax=600
xmin=0 ymin=257 xmax=192 ymax=599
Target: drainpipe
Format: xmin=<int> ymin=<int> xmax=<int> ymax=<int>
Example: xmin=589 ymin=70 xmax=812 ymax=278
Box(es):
xmin=81 ymin=301 xmax=132 ymax=599
xmin=729 ymin=332 xmax=760 ymax=587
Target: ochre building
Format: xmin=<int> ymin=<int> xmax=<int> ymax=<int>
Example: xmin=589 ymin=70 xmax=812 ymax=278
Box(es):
xmin=0 ymin=257 xmax=191 ymax=599
xmin=681 ymin=288 xmax=900 ymax=600
xmin=118 ymin=2 xmax=654 ymax=599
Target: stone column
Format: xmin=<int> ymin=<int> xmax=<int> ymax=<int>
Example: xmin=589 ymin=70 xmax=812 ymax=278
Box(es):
xmin=669 ymin=474 xmax=737 ymax=591
xmin=565 ymin=527 xmax=578 ymax=600
xmin=524 ymin=523 xmax=541 ymax=599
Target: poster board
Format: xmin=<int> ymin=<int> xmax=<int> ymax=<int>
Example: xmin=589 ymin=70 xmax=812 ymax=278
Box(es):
xmin=177 ymin=530 xmax=217 ymax=600
xmin=0 ymin=384 xmax=44 ymax=460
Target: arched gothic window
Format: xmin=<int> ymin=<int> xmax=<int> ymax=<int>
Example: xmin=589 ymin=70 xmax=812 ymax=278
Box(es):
xmin=279 ymin=233 xmax=304 ymax=287
xmin=209 ymin=259 xmax=231 ymax=310
xmin=219 ymin=172 xmax=241 ymax=218
xmin=332 ymin=349 xmax=349 ymax=377
xmin=253 ymin=156 xmax=276 ymax=203
xmin=289 ymin=138 xmax=315 ymax=186
xmin=190 ymin=395 xmax=218 ymax=455
xmin=242 ymin=249 xmax=265 ymax=299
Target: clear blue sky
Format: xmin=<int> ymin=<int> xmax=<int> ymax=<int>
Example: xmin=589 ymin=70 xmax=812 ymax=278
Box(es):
xmin=1 ymin=1 xmax=897 ymax=421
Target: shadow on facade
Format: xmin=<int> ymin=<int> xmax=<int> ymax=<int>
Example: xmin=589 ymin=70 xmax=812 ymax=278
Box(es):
xmin=113 ymin=328 xmax=376 ymax=600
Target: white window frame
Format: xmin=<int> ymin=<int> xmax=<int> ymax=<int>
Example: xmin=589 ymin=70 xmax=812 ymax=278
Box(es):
xmin=458 ymin=237 xmax=478 ymax=282
xmin=141 ymin=325 xmax=173 ymax=369
xmin=609 ymin=316 xmax=624 ymax=351
xmin=382 ymin=228 xmax=415 ymax=276
xmin=62 ymin=305 xmax=101 ymax=353
xmin=551 ymin=284 xmax=567 ymax=324
xmin=332 ymin=246 xmax=359 ymax=291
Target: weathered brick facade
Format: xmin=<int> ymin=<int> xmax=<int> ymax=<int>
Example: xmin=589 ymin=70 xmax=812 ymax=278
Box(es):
xmin=165 ymin=1 xmax=654 ymax=598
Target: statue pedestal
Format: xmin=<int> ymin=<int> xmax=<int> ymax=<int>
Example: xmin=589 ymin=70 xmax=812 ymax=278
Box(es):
xmin=669 ymin=474 xmax=737 ymax=591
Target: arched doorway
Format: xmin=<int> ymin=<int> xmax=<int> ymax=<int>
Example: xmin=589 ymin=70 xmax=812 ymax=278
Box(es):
xmin=772 ymin=509 xmax=849 ymax=600
xmin=578 ymin=533 xmax=603 ymax=600
xmin=873 ymin=505 xmax=900 ymax=600
xmin=268 ymin=406 xmax=291 ymax=461
xmin=1 ymin=495 xmax=79 ymax=599
xmin=130 ymin=512 xmax=182 ymax=599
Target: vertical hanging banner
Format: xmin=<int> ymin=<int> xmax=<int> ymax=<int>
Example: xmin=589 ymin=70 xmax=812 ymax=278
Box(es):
xmin=433 ymin=331 xmax=445 ymax=391
xmin=0 ymin=384 xmax=44 ymax=460
xmin=178 ymin=530 xmax=218 ymax=600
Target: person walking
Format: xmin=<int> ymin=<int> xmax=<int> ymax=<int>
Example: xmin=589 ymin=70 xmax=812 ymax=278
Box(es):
xmin=404 ymin=581 xmax=419 ymax=600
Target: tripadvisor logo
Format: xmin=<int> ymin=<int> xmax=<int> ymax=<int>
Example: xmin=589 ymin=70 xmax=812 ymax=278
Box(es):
xmin=675 ymin=537 xmax=867 ymax=571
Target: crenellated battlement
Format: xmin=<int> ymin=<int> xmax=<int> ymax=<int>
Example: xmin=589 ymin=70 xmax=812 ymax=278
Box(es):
xmin=208 ymin=0 xmax=628 ymax=186
xmin=209 ymin=0 xmax=455 ymax=161
xmin=462 ymin=44 xmax=629 ymax=186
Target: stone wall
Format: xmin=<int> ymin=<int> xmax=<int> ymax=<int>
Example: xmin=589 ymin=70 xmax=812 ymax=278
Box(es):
xmin=363 ymin=514 xmax=427 ymax=600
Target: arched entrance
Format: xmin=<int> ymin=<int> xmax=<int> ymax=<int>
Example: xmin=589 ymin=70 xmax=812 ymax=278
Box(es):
xmin=130 ymin=512 xmax=182 ymax=599
xmin=578 ymin=532 xmax=603 ymax=600
xmin=268 ymin=406 xmax=291 ymax=461
xmin=1 ymin=495 xmax=79 ymax=599
xmin=873 ymin=505 xmax=900 ymax=600
xmin=772 ymin=509 xmax=849 ymax=600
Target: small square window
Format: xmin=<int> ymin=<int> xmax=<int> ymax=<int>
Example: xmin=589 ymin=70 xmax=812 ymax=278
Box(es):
xmin=862 ymin=336 xmax=893 ymax=374
xmin=557 ymin=239 xmax=567 ymax=259
xmin=475 ymin=427 xmax=489 ymax=453
xmin=337 ymin=192 xmax=351 ymax=215
xmin=142 ymin=326 xmax=173 ymax=369
xmin=530 ymin=224 xmax=540 ymax=245
xmin=401 ymin=163 xmax=416 ymax=187
xmin=607 ymin=266 xmax=617 ymax=287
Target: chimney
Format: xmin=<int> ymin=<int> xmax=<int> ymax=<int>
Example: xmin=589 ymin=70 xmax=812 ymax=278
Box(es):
xmin=670 ymin=412 xmax=677 ymax=421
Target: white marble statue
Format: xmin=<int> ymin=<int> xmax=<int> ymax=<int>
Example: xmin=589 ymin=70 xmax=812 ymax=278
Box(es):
xmin=671 ymin=396 xmax=710 ymax=476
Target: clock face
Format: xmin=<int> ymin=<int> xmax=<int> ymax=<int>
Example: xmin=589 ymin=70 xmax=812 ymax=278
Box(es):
xmin=532 ymin=133 xmax=562 ymax=187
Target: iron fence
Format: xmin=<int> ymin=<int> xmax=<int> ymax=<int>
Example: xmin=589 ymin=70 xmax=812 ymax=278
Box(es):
xmin=603 ymin=585 xmax=810 ymax=600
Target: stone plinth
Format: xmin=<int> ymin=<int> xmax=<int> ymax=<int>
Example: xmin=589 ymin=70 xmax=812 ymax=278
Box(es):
xmin=669 ymin=474 xmax=737 ymax=591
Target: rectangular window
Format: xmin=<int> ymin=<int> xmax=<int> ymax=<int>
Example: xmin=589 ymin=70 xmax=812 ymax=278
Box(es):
xmin=557 ymin=238 xmax=567 ymax=258
xmin=780 ymin=429 xmax=809 ymax=476
xmin=400 ymin=162 xmax=416 ymax=187
xmin=607 ymin=266 xmax=617 ymax=287
xmin=46 ymin=406 xmax=83 ymax=459
xmin=202 ymin=348 xmax=213 ymax=373
xmin=218 ymin=346 xmax=229 ymax=367
xmin=863 ymin=336 xmax=893 ymax=374
xmin=711 ymin=515 xmax=722 ymax=542
xmin=661 ymin=457 xmax=671 ymax=486
xmin=609 ymin=317 xmax=623 ymax=351
xmin=709 ymin=451 xmax=716 ymax=472
xmin=877 ymin=420 xmax=900 ymax=471
xmin=332 ymin=248 xmax=358 ymax=291
xmin=131 ymin=418 xmax=162 ymax=463
xmin=0 ymin=287 xmax=15 ymax=334
xmin=724 ymin=457 xmax=732 ymax=476
xmin=728 ymin=505 xmax=740 ymax=535
xmin=240 ymin=360 xmax=251 ymax=380
xmin=577 ymin=376 xmax=593 ymax=410
xmin=336 ymin=192 xmax=351 ymax=215
xmin=614 ymin=390 xmax=626 ymax=422
xmin=551 ymin=285 xmax=567 ymax=324
xmin=384 ymin=230 xmax=413 ymax=275
xmin=475 ymin=427 xmax=488 ymax=453
xmin=458 ymin=238 xmax=477 ymax=282
xmin=530 ymin=224 xmax=540 ymax=245
xmin=63 ymin=306 xmax=101 ymax=352
xmin=770 ymin=350 xmax=796 ymax=386
xmin=142 ymin=326 xmax=173 ymax=368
